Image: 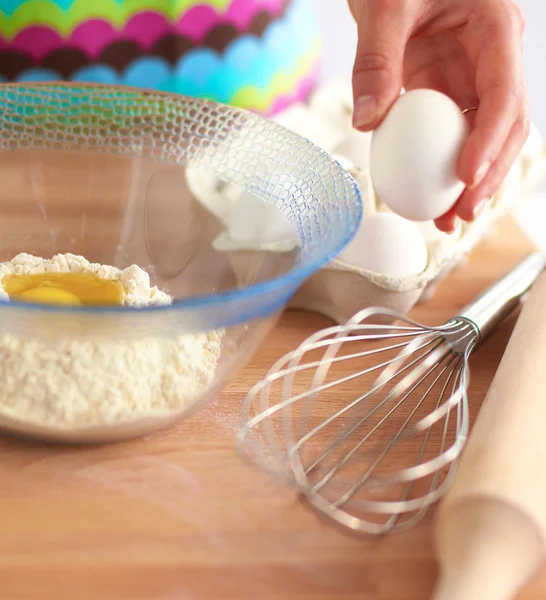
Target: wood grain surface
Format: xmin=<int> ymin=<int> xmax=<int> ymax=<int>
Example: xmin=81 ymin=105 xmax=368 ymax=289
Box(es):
xmin=0 ymin=217 xmax=544 ymax=600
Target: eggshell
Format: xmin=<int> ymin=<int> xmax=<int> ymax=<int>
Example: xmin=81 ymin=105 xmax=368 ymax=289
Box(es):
xmin=377 ymin=200 xmax=459 ymax=238
xmin=370 ymin=89 xmax=468 ymax=221
xmin=212 ymin=190 xmax=299 ymax=252
xmin=185 ymin=167 xmax=240 ymax=225
xmin=337 ymin=212 xmax=428 ymax=277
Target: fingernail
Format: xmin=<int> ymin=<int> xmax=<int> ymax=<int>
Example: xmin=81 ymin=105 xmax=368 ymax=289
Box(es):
xmin=472 ymin=197 xmax=489 ymax=219
xmin=469 ymin=161 xmax=491 ymax=189
xmin=442 ymin=218 xmax=459 ymax=234
xmin=446 ymin=218 xmax=460 ymax=234
xmin=353 ymin=96 xmax=378 ymax=128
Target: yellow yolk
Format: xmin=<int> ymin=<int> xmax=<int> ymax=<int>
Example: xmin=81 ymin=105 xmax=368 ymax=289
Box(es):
xmin=2 ymin=273 xmax=125 ymax=306
xmin=18 ymin=286 xmax=82 ymax=306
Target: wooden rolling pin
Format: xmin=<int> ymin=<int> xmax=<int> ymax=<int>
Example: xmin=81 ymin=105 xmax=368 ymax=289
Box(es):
xmin=432 ymin=268 xmax=546 ymax=600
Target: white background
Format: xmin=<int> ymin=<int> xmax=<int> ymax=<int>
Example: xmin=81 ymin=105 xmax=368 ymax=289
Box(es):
xmin=313 ymin=0 xmax=546 ymax=247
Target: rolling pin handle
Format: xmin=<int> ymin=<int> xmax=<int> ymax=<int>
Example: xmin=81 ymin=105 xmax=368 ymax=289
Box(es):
xmin=434 ymin=500 xmax=543 ymax=600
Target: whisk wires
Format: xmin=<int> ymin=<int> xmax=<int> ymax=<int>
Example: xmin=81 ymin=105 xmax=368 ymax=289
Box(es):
xmin=237 ymin=308 xmax=474 ymax=535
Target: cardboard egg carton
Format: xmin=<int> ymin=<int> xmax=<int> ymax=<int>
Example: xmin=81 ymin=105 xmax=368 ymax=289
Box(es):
xmin=276 ymin=80 xmax=546 ymax=323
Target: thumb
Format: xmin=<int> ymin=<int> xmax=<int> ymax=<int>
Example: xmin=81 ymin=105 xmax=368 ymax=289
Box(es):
xmin=351 ymin=1 xmax=410 ymax=130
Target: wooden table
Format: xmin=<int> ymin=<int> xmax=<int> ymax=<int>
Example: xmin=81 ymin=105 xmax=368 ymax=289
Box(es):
xmin=0 ymin=218 xmax=544 ymax=600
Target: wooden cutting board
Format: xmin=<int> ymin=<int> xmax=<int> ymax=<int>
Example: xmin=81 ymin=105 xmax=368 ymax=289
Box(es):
xmin=0 ymin=217 xmax=544 ymax=600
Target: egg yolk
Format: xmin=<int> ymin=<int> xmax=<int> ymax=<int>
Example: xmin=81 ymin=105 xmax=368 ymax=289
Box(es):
xmin=2 ymin=273 xmax=125 ymax=307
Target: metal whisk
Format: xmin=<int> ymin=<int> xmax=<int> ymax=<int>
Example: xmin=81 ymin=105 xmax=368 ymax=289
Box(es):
xmin=237 ymin=253 xmax=546 ymax=535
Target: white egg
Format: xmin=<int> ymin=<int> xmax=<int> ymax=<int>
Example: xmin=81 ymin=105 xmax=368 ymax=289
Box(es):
xmin=376 ymin=201 xmax=459 ymax=241
xmin=370 ymin=89 xmax=469 ymax=221
xmin=338 ymin=212 xmax=428 ymax=277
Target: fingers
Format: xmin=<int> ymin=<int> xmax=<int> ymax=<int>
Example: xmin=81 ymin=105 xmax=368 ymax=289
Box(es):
xmin=455 ymin=113 xmax=530 ymax=221
xmin=351 ymin=0 xmax=413 ymax=131
xmin=404 ymin=35 xmax=479 ymax=111
xmin=457 ymin=1 xmax=527 ymax=188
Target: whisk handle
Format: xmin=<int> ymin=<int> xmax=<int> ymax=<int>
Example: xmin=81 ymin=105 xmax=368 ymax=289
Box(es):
xmin=455 ymin=252 xmax=546 ymax=343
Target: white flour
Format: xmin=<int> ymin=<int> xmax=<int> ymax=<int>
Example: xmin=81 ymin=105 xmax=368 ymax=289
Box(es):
xmin=0 ymin=253 xmax=223 ymax=429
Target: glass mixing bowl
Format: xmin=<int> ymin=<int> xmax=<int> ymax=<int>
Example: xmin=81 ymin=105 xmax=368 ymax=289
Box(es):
xmin=0 ymin=82 xmax=361 ymax=444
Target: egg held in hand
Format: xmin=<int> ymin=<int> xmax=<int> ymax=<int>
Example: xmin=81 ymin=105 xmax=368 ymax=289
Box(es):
xmin=337 ymin=212 xmax=428 ymax=277
xmin=370 ymin=89 xmax=469 ymax=222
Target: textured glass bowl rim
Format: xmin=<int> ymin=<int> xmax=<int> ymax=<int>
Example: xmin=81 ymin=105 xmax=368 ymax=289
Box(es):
xmin=0 ymin=82 xmax=363 ymax=316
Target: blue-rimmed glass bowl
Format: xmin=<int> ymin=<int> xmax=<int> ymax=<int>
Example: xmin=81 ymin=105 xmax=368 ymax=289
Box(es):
xmin=0 ymin=82 xmax=361 ymax=443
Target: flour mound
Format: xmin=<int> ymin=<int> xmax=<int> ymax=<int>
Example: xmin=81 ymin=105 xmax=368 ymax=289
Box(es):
xmin=0 ymin=253 xmax=223 ymax=429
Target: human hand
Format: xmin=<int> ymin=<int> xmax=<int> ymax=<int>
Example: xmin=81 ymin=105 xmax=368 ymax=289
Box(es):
xmin=348 ymin=0 xmax=529 ymax=232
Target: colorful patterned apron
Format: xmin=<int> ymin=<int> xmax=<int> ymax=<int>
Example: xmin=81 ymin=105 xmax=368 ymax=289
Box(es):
xmin=0 ymin=0 xmax=320 ymax=114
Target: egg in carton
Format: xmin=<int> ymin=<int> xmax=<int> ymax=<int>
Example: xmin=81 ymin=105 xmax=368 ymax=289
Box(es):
xmin=186 ymin=83 xmax=546 ymax=325
xmin=290 ymin=176 xmax=430 ymax=323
